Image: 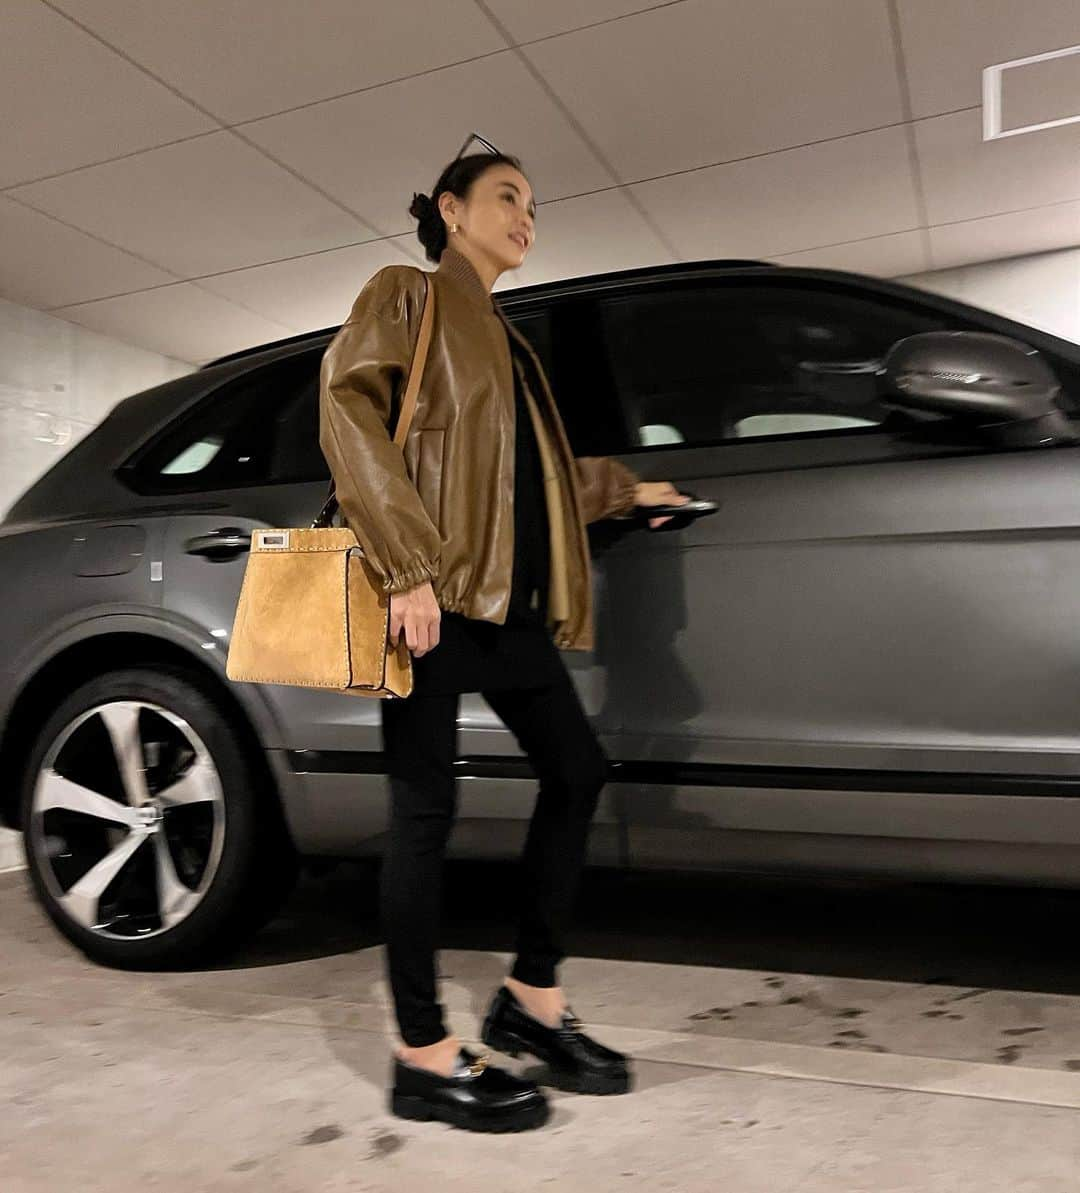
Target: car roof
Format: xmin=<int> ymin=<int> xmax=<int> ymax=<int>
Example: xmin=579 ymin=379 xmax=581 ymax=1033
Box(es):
xmin=199 ymin=256 xmax=1080 ymax=378
xmin=201 ymin=256 xmax=780 ymax=370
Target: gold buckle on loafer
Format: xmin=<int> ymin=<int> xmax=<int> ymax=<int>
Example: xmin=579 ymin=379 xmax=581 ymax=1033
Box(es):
xmin=468 ymin=1051 xmax=490 ymax=1076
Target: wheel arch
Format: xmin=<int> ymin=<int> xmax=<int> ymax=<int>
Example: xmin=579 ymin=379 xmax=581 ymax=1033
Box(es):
xmin=0 ymin=627 xmax=291 ymax=839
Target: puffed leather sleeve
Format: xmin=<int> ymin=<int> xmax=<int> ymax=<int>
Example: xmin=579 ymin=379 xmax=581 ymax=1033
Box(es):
xmin=318 ymin=266 xmax=442 ymax=595
xmin=573 ymin=455 xmax=640 ymax=523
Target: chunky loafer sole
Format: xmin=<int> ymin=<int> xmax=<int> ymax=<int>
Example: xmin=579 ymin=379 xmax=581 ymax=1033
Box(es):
xmin=390 ymin=1088 xmax=550 ymax=1132
xmin=481 ymin=1023 xmax=633 ymax=1096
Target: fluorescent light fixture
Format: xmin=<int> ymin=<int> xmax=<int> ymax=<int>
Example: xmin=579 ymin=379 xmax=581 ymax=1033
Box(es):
xmin=983 ymin=42 xmax=1080 ymax=140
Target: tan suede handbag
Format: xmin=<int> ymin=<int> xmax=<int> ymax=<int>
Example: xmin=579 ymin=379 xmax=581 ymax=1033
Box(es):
xmin=225 ymin=273 xmax=435 ymax=700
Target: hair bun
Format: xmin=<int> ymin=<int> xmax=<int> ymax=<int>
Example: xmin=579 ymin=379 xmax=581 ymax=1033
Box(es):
xmin=409 ymin=191 xmax=435 ymax=220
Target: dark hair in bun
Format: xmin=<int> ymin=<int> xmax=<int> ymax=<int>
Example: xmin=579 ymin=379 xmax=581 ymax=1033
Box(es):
xmin=409 ymin=149 xmax=526 ymax=263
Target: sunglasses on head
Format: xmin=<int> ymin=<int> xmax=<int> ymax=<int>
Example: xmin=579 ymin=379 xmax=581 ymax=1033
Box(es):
xmin=452 ymin=131 xmax=502 ymax=161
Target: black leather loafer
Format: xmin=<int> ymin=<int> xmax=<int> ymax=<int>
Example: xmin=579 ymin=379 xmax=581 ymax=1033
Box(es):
xmin=480 ymin=985 xmax=633 ymax=1095
xmin=389 ymin=1045 xmax=550 ymax=1132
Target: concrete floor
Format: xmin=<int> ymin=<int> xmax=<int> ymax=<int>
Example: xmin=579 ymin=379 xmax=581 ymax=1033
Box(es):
xmin=4 ymin=858 xmax=1080 ymax=1192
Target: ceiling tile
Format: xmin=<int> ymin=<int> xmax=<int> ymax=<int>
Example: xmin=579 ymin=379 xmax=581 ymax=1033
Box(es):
xmin=8 ymin=132 xmax=373 ymax=278
xmin=521 ymin=0 xmax=904 ymax=181
xmin=896 ymin=0 xmax=1080 ymax=120
xmin=770 ymin=231 xmax=930 ymax=278
xmin=915 ymin=108 xmax=1080 ymax=226
xmin=492 ymin=190 xmax=675 ymax=290
xmin=52 ymin=284 xmax=297 ymax=365
xmin=0 ymin=0 xmax=214 ymax=188
xmin=50 ymin=0 xmax=506 ymax=124
xmin=0 ymin=196 xmax=180 ymax=308
xmin=196 ymin=235 xmax=420 ymax=332
xmin=483 ymin=0 xmax=660 ymax=43
xmin=242 ymin=52 xmax=612 ymax=236
xmin=629 ymin=126 xmax=919 ymax=261
xmin=928 ymin=200 xmax=1080 ymax=271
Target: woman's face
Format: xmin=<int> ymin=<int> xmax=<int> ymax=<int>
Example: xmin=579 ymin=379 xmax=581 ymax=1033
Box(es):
xmin=442 ymin=164 xmax=536 ymax=272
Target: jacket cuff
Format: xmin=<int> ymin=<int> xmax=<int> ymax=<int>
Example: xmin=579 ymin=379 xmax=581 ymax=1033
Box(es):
xmin=382 ymin=558 xmax=440 ymax=595
xmin=610 ymin=460 xmax=640 ymax=516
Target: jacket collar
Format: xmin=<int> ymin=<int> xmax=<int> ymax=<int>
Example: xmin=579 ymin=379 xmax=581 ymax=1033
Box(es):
xmin=435 ymin=245 xmax=498 ymax=314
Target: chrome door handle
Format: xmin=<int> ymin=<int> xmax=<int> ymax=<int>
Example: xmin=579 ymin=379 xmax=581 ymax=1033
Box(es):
xmin=611 ymin=492 xmax=721 ymax=532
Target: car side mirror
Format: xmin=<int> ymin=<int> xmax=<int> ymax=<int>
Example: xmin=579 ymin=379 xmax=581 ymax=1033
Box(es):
xmin=881 ymin=331 xmax=1077 ymax=445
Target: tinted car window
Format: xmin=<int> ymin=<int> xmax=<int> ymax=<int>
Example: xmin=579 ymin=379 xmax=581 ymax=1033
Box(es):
xmin=506 ymin=309 xmax=554 ymax=381
xmin=592 ymin=282 xmax=948 ymax=452
xmin=125 ymin=351 xmax=327 ymax=493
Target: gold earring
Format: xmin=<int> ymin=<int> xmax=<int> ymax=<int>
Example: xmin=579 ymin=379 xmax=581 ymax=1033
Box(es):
xmin=450 ymin=223 xmax=459 ymax=234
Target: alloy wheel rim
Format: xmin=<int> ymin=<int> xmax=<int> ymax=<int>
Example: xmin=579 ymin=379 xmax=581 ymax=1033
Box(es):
xmin=29 ymin=700 xmax=226 ymax=940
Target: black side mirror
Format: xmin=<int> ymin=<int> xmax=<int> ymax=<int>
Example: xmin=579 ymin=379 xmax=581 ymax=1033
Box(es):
xmin=881 ymin=331 xmax=1076 ymax=445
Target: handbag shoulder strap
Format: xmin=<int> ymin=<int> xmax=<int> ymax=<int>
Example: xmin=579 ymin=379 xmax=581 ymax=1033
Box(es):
xmin=391 ymin=270 xmax=435 ymax=447
xmin=314 ymin=270 xmax=436 ymax=527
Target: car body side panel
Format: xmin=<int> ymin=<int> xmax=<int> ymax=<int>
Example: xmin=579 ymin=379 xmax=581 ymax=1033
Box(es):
xmin=603 ymin=438 xmax=1080 ymax=774
xmin=0 ymin=516 xmax=165 ymax=719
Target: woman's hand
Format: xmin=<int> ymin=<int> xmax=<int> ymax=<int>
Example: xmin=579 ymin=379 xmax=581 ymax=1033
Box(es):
xmin=389 ymin=580 xmax=441 ymax=656
xmin=633 ymin=480 xmax=691 ymax=529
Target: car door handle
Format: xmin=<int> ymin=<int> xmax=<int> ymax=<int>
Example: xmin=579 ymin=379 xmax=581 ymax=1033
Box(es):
xmin=611 ymin=492 xmax=721 ymax=532
xmin=183 ymin=528 xmax=252 ymax=558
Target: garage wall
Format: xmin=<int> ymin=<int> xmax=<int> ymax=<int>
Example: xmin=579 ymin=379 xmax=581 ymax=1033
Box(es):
xmin=900 ymin=246 xmax=1080 ymax=346
xmin=0 ymin=297 xmax=193 ymax=519
xmin=0 ymin=298 xmax=193 ymax=870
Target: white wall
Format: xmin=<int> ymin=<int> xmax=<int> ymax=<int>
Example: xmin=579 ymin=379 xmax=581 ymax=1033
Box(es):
xmin=900 ymin=247 xmax=1080 ymax=346
xmin=0 ymin=299 xmax=193 ymax=871
xmin=0 ymin=297 xmax=193 ymax=519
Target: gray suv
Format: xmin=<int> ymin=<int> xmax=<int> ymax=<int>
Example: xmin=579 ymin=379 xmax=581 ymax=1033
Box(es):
xmin=4 ymin=258 xmax=1080 ymax=970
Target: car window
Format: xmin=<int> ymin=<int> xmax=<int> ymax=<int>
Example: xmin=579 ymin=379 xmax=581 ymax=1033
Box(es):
xmin=506 ymin=309 xmax=554 ymax=380
xmin=591 ymin=282 xmax=950 ymax=452
xmin=126 ymin=351 xmax=328 ymax=493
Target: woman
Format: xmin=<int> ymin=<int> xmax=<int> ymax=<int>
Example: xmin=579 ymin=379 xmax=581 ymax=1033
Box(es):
xmin=318 ymin=141 xmax=689 ymax=1133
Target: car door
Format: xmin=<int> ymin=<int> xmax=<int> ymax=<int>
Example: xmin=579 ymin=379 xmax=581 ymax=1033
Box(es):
xmin=556 ymin=272 xmax=1080 ymax=799
xmin=135 ymin=350 xmax=370 ymax=755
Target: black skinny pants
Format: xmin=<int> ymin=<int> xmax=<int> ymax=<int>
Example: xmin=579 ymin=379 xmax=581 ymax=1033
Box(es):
xmin=379 ymin=663 xmax=609 ymax=1048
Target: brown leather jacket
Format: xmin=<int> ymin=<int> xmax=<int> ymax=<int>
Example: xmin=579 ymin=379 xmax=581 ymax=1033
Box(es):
xmin=318 ymin=245 xmax=641 ymax=651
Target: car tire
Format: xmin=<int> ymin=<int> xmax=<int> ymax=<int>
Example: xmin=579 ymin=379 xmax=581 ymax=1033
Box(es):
xmin=19 ymin=664 xmax=298 ymax=969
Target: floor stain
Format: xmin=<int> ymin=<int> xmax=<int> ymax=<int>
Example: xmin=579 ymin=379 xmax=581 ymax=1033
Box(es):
xmin=1001 ymin=1027 xmax=1044 ymax=1037
xmin=301 ymin=1125 xmax=345 ymax=1146
xmin=688 ymin=1007 xmax=730 ymax=1021
xmin=1062 ymin=1060 xmax=1080 ymax=1072
xmin=996 ymin=1045 xmax=1025 ymax=1065
xmin=369 ymin=1130 xmax=404 ymax=1159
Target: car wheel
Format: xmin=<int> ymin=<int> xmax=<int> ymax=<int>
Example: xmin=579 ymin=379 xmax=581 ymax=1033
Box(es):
xmin=19 ymin=664 xmax=298 ymax=969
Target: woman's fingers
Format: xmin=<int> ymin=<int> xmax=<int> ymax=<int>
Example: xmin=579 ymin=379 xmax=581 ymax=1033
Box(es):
xmin=386 ymin=591 xmax=440 ymax=655
xmin=403 ymin=613 xmax=441 ymax=656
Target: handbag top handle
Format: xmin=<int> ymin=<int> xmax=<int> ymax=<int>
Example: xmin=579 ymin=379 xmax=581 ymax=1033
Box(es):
xmin=312 ymin=270 xmax=436 ymax=529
